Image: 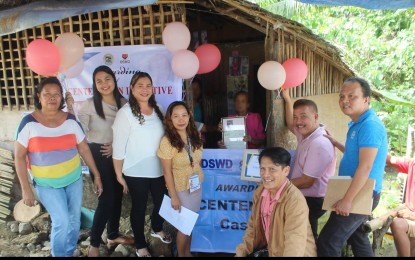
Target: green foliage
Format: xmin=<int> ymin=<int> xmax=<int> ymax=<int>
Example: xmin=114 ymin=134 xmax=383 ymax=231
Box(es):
xmin=252 ymin=0 xmax=415 ymax=154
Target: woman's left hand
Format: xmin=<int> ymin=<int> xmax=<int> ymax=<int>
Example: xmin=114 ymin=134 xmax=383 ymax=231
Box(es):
xmin=65 ymin=92 xmax=74 ymax=109
xmin=100 ymin=143 xmax=112 ymax=158
xmin=243 ymin=135 xmax=252 ymax=143
xmin=217 ymin=140 xmax=226 ymax=149
xmin=93 ymin=177 xmax=103 ymax=197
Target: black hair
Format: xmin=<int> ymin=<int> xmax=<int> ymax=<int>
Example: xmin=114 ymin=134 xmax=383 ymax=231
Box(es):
xmin=34 ymin=77 xmax=65 ymax=110
xmin=164 ymin=101 xmax=203 ymax=152
xmin=233 ymin=90 xmax=249 ymax=102
xmin=293 ymin=99 xmax=318 ymax=113
xmin=92 ymin=65 xmax=124 ymax=119
xmin=343 ymin=77 xmax=371 ymax=98
xmin=128 ymin=71 xmax=164 ymax=124
xmin=258 ymin=147 xmax=291 ymax=167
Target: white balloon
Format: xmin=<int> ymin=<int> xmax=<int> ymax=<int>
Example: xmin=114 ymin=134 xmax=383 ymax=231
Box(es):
xmin=257 ymin=61 xmax=286 ymax=90
xmin=54 ymin=33 xmax=84 ymax=69
xmin=171 ymin=50 xmax=199 ymax=79
xmin=162 ymin=22 xmax=191 ymax=53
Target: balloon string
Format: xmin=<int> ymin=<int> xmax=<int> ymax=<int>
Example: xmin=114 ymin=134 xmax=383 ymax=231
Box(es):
xmin=275 ymin=88 xmax=282 ymax=99
xmin=184 ymin=76 xmax=195 ymax=102
xmin=265 ymin=88 xmax=282 ymax=132
xmin=265 ymin=110 xmax=272 ymax=133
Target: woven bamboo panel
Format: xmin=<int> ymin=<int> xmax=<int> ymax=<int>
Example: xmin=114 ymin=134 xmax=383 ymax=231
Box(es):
xmin=276 ymin=30 xmax=349 ymax=99
xmin=0 ymin=3 xmax=186 ymax=111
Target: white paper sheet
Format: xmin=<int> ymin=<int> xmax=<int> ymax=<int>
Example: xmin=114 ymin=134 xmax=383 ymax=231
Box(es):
xmin=158 ymin=195 xmax=199 ymax=236
xmin=246 ymin=154 xmax=261 ymax=178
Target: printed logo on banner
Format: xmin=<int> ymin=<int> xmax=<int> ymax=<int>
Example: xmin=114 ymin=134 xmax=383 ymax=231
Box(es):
xmin=104 ymin=54 xmax=113 ymax=65
xmin=121 ymin=53 xmax=130 ymax=63
xmin=201 ymin=155 xmax=244 ymax=172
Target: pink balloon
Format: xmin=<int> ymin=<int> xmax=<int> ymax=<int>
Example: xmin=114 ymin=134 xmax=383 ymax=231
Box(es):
xmin=195 ymin=43 xmax=221 ymax=74
xmin=257 ymin=61 xmax=286 ymax=90
xmin=171 ymin=50 xmax=199 ymax=79
xmin=26 ymin=39 xmax=60 ymax=76
xmin=60 ymin=59 xmax=84 ymax=79
xmin=162 ymin=22 xmax=191 ymax=53
xmin=54 ymin=33 xmax=84 ymax=69
xmin=282 ymin=58 xmax=308 ymax=89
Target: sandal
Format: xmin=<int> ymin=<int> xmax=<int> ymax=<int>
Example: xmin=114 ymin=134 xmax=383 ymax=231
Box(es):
xmin=150 ymin=230 xmax=172 ymax=244
xmin=107 ymin=235 xmax=135 ymax=248
xmin=136 ymin=248 xmax=152 ymax=257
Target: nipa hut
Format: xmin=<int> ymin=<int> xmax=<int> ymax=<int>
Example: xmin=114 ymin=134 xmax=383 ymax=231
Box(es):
xmin=0 ymin=0 xmax=355 ymax=151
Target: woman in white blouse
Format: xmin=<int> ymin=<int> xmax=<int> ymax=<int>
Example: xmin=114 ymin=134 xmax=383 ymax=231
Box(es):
xmin=112 ymin=72 xmax=172 ymax=257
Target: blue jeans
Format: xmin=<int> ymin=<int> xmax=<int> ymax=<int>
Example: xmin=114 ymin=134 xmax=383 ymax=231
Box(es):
xmin=317 ymin=193 xmax=381 ymax=257
xmin=35 ymin=177 xmax=83 ymax=257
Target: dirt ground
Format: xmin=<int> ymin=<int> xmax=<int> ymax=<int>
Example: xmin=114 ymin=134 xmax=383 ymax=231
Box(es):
xmin=0 ymin=222 xmax=34 ymax=257
xmin=0 ymin=170 xmax=402 ymax=257
xmin=0 ymin=217 xmax=398 ymax=257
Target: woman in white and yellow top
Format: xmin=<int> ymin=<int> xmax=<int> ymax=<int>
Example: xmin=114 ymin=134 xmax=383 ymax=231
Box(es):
xmin=157 ymin=101 xmax=204 ymax=257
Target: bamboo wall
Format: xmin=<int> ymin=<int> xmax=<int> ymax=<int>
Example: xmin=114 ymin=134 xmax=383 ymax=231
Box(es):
xmin=274 ymin=28 xmax=350 ymax=99
xmin=0 ymin=4 xmax=186 ymax=111
xmin=267 ymin=28 xmax=352 ymax=148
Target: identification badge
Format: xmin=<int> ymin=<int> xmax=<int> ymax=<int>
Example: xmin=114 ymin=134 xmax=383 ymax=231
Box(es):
xmin=189 ymin=174 xmax=201 ymax=193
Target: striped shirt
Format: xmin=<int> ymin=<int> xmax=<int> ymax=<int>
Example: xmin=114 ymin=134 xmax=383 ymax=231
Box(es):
xmin=15 ymin=113 xmax=85 ymax=188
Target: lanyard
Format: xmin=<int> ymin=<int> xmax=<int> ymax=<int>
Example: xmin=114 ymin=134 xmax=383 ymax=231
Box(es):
xmin=184 ymin=135 xmax=194 ymax=168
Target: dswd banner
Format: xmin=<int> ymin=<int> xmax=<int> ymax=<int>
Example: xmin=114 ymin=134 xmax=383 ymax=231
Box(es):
xmin=191 ymin=149 xmax=258 ymax=253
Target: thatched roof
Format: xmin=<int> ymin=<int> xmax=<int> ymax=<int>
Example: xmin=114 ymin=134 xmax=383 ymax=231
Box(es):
xmin=0 ymin=0 xmax=353 ymax=76
xmin=188 ymin=0 xmax=355 ymax=76
xmin=191 ymin=0 xmax=406 ymax=102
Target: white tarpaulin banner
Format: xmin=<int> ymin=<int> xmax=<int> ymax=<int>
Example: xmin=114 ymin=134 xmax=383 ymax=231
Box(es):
xmin=66 ymin=44 xmax=182 ymax=113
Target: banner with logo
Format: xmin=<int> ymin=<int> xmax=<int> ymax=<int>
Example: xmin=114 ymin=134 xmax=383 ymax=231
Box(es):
xmin=191 ymin=149 xmax=258 ymax=253
xmin=66 ymin=44 xmax=182 ymax=113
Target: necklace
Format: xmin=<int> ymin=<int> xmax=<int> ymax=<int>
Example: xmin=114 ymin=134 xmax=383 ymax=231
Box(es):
xmin=138 ymin=114 xmax=145 ymax=125
xmin=108 ymin=105 xmax=118 ymax=112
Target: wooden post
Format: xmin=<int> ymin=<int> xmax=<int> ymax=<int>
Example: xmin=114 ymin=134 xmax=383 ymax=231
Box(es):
xmin=265 ymin=27 xmax=296 ymax=149
xmin=372 ymin=216 xmax=394 ymax=256
xmin=184 ymin=79 xmax=193 ymax=112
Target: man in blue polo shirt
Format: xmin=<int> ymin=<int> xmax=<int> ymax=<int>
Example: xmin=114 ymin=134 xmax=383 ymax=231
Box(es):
xmin=317 ymin=77 xmax=388 ymax=257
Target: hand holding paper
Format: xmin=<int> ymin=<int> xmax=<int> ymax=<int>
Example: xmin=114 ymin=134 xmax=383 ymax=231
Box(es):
xmin=159 ymin=195 xmax=199 ymax=236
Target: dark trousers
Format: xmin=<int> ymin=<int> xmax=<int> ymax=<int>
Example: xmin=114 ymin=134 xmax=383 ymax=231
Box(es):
xmin=89 ymin=143 xmax=123 ymax=247
xmin=124 ymin=175 xmax=167 ymax=249
xmin=305 ymin=197 xmax=326 ymax=242
xmin=317 ymin=193 xmax=381 ymax=257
